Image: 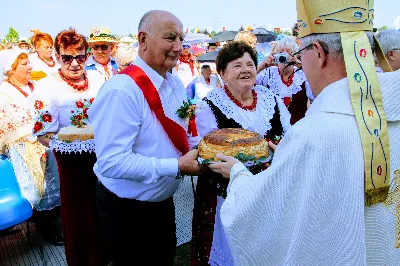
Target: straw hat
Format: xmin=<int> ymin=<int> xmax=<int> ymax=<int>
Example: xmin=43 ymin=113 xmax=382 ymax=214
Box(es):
xmin=88 ymin=27 xmax=117 ymax=43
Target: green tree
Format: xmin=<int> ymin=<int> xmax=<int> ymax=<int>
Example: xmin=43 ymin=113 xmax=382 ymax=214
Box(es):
xmin=5 ymin=27 xmax=19 ymax=43
xmin=211 ymin=31 xmax=217 ymax=36
xmin=378 ymin=25 xmax=388 ymax=32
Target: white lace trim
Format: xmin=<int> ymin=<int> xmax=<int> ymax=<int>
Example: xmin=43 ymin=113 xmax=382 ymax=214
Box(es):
xmin=264 ymin=67 xmax=306 ymax=98
xmin=49 ymin=135 xmax=95 ymax=154
xmin=206 ymin=85 xmax=276 ymax=135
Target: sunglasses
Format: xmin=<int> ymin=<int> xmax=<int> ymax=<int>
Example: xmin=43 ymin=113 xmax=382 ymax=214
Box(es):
xmin=59 ymin=54 xmax=87 ymax=64
xmin=92 ymin=44 xmax=110 ymax=50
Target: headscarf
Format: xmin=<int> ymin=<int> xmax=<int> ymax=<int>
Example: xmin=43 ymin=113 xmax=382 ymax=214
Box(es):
xmin=0 ymin=47 xmax=26 ymax=83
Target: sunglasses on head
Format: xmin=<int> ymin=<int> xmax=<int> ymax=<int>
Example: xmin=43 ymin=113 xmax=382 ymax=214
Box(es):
xmin=59 ymin=54 xmax=87 ymax=64
xmin=92 ymin=44 xmax=110 ymax=50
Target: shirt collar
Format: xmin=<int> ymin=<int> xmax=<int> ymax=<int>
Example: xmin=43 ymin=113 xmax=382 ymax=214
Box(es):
xmin=306 ymin=77 xmax=354 ymax=117
xmin=133 ymin=56 xmax=165 ymax=92
xmin=86 ymin=55 xmax=115 ymax=67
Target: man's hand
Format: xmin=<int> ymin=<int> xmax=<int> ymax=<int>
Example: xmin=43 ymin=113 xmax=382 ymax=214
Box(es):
xmin=208 ymin=154 xmax=240 ymax=179
xmin=178 ymin=149 xmax=207 ymax=176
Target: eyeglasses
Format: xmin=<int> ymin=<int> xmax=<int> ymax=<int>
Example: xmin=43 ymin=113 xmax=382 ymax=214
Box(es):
xmin=293 ymin=42 xmax=330 ymax=58
xmin=92 ymin=44 xmax=110 ymax=51
xmin=59 ymin=54 xmax=87 ymax=64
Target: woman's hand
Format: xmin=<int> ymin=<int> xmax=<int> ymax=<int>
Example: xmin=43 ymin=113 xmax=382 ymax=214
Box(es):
xmin=37 ymin=132 xmax=56 ymax=147
xmin=257 ymin=54 xmax=275 ymax=74
xmin=268 ymin=141 xmax=277 ymax=151
xmin=208 ymin=153 xmax=241 ymax=179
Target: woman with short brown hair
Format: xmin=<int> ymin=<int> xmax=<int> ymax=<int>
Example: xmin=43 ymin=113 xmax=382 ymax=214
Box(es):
xmin=29 ymin=30 xmax=59 ymax=76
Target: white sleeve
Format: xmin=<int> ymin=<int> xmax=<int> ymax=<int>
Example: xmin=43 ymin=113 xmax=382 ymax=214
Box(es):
xmin=28 ymin=81 xmax=59 ymax=136
xmin=194 ymin=81 xmax=209 ymax=100
xmin=88 ymin=82 xmax=178 ymax=184
xmin=256 ymin=68 xmax=270 ymax=87
xmin=195 ymin=100 xmax=218 ymax=137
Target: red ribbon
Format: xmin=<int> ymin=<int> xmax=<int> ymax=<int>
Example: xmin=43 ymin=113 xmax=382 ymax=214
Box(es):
xmin=188 ymin=116 xmax=198 ymax=137
xmin=120 ymin=65 xmax=189 ymax=155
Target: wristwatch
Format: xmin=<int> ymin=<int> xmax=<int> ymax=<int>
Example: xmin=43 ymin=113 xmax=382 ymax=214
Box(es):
xmin=175 ymin=166 xmax=183 ymax=179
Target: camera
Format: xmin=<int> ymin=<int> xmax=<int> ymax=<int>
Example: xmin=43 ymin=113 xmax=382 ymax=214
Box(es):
xmin=274 ymin=53 xmax=290 ymax=64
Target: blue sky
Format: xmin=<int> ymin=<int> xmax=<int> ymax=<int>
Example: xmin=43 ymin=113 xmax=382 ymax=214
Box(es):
xmin=1 ymin=0 xmax=399 ymax=38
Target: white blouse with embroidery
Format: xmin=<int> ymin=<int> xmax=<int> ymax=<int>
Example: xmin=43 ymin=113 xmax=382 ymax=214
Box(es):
xmin=195 ymin=85 xmax=291 ymax=266
xmin=29 ymin=72 xmax=103 ymax=136
xmin=196 ymin=85 xmax=291 ymax=137
xmin=29 ymin=53 xmax=60 ymax=76
xmin=256 ymin=66 xmax=312 ymax=99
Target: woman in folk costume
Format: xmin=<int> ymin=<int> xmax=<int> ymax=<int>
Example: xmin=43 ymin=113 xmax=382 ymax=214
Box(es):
xmin=29 ymin=30 xmax=60 ymax=78
xmin=256 ymin=37 xmax=313 ymax=125
xmin=191 ymin=41 xmax=291 ymax=266
xmin=29 ymin=28 xmax=106 ymax=266
xmin=207 ymin=0 xmax=400 ymax=265
xmin=176 ymin=43 xmax=200 ymax=88
xmin=0 ymin=48 xmax=62 ymax=245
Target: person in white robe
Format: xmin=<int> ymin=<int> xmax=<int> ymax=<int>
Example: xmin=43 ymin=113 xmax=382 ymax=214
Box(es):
xmin=207 ymin=0 xmax=400 ymax=265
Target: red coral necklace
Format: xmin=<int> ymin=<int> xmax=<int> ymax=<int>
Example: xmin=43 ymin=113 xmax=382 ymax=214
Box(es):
xmin=7 ymin=80 xmax=34 ymax=98
xmin=224 ymin=85 xmax=257 ymax=110
xmin=58 ymin=70 xmax=88 ymax=91
xmin=37 ymin=53 xmax=56 ymax=67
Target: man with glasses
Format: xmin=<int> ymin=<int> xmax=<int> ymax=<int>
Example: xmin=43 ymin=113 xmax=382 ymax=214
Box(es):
xmin=86 ymin=27 xmax=118 ymax=82
xmin=206 ymin=0 xmax=400 ymax=265
xmin=376 ymin=29 xmax=400 ymax=71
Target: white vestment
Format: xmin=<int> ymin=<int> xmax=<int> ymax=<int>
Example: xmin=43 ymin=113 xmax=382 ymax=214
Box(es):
xmin=221 ymin=70 xmax=400 ymax=265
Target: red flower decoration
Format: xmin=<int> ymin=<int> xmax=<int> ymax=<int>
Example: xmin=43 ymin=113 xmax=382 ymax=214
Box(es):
xmin=75 ymin=114 xmax=82 ymax=121
xmin=283 ymin=97 xmax=292 ymax=106
xmin=76 ymin=101 xmax=84 ymax=108
xmin=89 ymin=98 xmax=94 ymax=104
xmin=41 ymin=113 xmax=53 ymax=123
xmin=33 ymin=121 xmax=44 ymax=133
xmin=35 ymin=100 xmax=44 ymax=110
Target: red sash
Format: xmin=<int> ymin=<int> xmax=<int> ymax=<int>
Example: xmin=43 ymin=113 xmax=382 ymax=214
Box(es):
xmin=120 ymin=65 xmax=189 ymax=155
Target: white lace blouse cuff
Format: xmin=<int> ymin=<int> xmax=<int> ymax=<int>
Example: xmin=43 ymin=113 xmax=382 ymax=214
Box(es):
xmin=49 ymin=135 xmax=95 ymax=154
xmin=227 ymin=162 xmax=253 ymax=194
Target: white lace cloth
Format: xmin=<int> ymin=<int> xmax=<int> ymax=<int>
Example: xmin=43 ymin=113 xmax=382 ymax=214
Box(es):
xmin=173 ymin=176 xmax=197 ymax=246
xmin=198 ymin=85 xmax=291 ymax=136
xmin=49 ymin=135 xmax=95 ymax=154
xmin=256 ymin=66 xmax=307 ymax=98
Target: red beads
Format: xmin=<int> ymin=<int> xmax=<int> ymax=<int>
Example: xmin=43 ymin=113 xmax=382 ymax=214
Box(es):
xmin=58 ymin=70 xmax=89 ymax=91
xmin=224 ymin=85 xmax=257 ymax=110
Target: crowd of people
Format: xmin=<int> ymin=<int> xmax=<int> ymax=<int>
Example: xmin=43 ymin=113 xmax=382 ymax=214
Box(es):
xmin=1 ymin=0 xmax=400 ymax=265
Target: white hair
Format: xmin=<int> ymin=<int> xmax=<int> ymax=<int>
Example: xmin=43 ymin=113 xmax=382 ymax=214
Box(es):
xmin=138 ymin=11 xmax=155 ymax=35
xmin=274 ymin=37 xmax=299 ymax=53
xmin=300 ymin=32 xmax=375 ymax=62
xmin=114 ymin=45 xmax=138 ymax=69
xmin=375 ymin=29 xmax=400 ymax=55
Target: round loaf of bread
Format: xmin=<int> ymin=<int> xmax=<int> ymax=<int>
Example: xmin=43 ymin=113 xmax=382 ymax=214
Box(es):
xmin=198 ymin=128 xmax=268 ymax=161
xmin=57 ymin=125 xmax=94 ymax=142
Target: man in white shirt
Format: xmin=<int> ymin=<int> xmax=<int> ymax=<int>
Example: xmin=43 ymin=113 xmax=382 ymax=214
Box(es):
xmin=86 ymin=27 xmax=119 ymax=82
xmin=88 ymin=10 xmax=204 ymax=266
xmin=192 ymin=64 xmax=221 ymax=103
